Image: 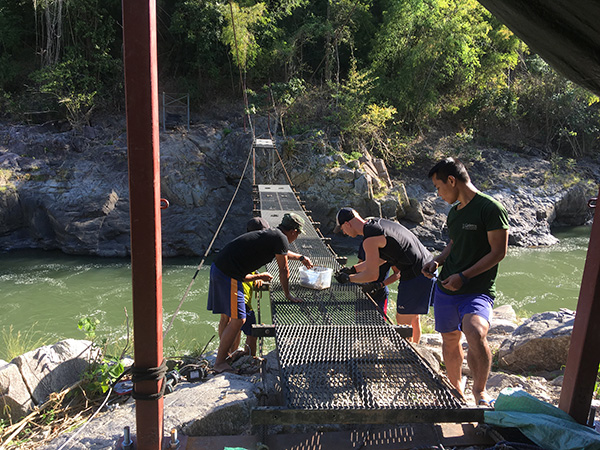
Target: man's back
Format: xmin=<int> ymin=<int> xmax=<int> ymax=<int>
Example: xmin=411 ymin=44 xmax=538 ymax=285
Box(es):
xmin=215 ymin=228 xmax=288 ymax=281
xmin=364 ymin=218 xmax=432 ymax=280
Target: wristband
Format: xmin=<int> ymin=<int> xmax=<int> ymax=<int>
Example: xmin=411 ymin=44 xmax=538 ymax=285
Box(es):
xmin=458 ymin=272 xmax=469 ymax=285
xmin=299 ymin=255 xmax=306 ymax=262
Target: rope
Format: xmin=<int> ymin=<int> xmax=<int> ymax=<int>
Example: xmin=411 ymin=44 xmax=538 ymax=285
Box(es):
xmin=272 ymin=144 xmax=295 ymax=189
xmin=131 ymin=359 xmax=168 ymax=401
xmin=164 ymin=142 xmax=255 ymax=337
xmin=55 ymin=387 xmax=113 ymax=450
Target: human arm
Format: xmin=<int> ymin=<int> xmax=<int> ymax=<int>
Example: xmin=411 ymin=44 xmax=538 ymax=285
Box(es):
xmin=275 ymin=253 xmax=302 ymax=302
xmin=362 ymin=266 xmax=401 ymax=294
xmin=422 ymin=241 xmax=452 ymax=278
xmin=440 ymin=229 xmax=509 ymax=291
xmin=384 ymin=266 xmax=402 ymax=286
xmin=350 ymin=235 xmax=387 ymax=284
xmin=287 ymin=251 xmax=313 ymax=269
xmin=243 ymin=272 xmax=273 ymax=283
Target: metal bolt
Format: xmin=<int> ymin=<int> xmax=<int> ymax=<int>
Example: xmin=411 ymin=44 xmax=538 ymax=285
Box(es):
xmin=169 ymin=428 xmax=180 ymax=449
xmin=122 ymin=426 xmax=133 ymax=450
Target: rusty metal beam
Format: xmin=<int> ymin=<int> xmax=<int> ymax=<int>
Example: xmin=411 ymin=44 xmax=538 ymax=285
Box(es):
xmin=122 ymin=0 xmax=164 ymax=447
xmin=559 ymin=189 xmax=600 ymax=424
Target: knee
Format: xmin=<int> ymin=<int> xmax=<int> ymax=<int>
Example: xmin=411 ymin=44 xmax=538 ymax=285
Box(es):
xmin=462 ymin=315 xmax=489 ymax=341
xmin=441 ymin=331 xmax=462 ymax=349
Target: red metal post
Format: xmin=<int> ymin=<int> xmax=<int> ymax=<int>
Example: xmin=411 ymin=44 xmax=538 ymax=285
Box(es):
xmin=559 ymin=188 xmax=600 ymax=424
xmin=122 ymin=0 xmax=164 ymax=447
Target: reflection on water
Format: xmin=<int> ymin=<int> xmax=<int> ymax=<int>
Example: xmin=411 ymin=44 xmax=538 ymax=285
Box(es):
xmin=0 ymin=226 xmax=591 ymax=360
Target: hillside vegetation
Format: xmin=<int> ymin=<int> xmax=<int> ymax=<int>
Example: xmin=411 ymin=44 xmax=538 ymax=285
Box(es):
xmin=1 ymin=0 xmax=599 ymax=165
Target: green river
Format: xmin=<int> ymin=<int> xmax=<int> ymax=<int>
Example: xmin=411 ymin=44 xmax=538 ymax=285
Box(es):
xmin=0 ymin=227 xmax=591 ymax=361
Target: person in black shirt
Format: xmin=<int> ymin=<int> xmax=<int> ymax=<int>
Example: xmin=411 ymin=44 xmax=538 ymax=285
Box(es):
xmin=208 ymin=213 xmax=313 ymax=373
xmin=334 ymin=207 xmax=434 ymax=343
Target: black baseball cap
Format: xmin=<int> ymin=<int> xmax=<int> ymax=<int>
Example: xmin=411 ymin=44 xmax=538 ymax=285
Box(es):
xmin=334 ymin=207 xmax=356 ymax=233
xmin=246 ymin=217 xmax=270 ymax=232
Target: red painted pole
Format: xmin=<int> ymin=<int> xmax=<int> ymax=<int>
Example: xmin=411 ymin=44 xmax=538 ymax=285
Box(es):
xmin=559 ymin=189 xmax=600 ymax=424
xmin=121 ymin=0 xmax=164 ymax=447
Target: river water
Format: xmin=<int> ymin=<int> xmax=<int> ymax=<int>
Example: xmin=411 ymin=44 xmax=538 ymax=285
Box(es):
xmin=0 ymin=227 xmax=591 ymax=361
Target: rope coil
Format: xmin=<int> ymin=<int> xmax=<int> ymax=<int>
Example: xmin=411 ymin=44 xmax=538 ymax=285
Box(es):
xmin=131 ymin=359 xmax=168 ymax=401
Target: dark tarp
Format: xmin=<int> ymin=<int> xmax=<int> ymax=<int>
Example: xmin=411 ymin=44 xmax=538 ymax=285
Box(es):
xmin=477 ymin=0 xmax=600 ymax=96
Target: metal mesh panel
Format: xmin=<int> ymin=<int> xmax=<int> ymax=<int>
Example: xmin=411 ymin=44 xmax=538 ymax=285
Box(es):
xmin=275 ymin=325 xmax=462 ymax=410
xmin=257 ymin=184 xmax=464 ymax=413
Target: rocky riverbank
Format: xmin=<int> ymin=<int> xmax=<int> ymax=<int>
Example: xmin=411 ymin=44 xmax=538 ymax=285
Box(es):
xmin=1 ymin=115 xmax=598 ymax=257
xmin=1 ymin=305 xmax=592 ymax=449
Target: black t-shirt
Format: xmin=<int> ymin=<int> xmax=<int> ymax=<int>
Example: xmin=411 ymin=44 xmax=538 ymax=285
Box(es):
xmin=214 ymin=227 xmax=289 ymax=281
xmin=363 ymin=218 xmax=432 ymax=281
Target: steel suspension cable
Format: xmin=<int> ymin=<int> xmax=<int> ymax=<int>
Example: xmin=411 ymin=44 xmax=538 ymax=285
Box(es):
xmin=164 ymin=142 xmax=255 ymax=337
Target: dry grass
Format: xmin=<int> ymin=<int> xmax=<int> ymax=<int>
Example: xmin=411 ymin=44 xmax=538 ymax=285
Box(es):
xmin=0 ymin=380 xmax=111 ymax=449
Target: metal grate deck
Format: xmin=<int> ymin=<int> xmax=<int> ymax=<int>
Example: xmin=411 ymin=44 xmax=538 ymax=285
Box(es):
xmin=254 ymin=184 xmax=474 ymax=423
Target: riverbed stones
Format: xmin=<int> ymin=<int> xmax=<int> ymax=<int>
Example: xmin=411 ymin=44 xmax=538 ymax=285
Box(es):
xmin=496 ymin=310 xmax=574 ymax=373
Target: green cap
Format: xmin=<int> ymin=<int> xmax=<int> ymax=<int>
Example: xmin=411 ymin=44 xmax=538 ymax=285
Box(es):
xmin=280 ymin=212 xmax=304 ymax=233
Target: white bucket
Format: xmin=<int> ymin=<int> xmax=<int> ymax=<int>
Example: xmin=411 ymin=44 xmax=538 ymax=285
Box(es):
xmin=299 ymin=266 xmax=333 ymax=290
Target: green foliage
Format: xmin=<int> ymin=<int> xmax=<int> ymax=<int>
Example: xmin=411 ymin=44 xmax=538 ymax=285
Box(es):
xmin=371 ymin=0 xmax=520 ymax=130
xmin=78 ymin=317 xmax=100 ymax=341
xmin=220 ymin=2 xmax=269 ymax=70
xmin=82 ymin=357 xmax=125 ymax=395
xmin=167 ymin=0 xmax=225 ymax=81
xmin=470 ymin=54 xmax=600 ymax=156
xmin=0 ymin=0 xmax=35 ymax=92
xmin=78 ymin=316 xmax=126 ymax=396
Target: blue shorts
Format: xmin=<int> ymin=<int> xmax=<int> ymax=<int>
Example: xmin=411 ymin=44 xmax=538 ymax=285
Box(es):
xmin=240 ymin=309 xmax=256 ymax=336
xmin=207 ymin=264 xmax=246 ymax=320
xmin=396 ymin=274 xmax=434 ymax=315
xmin=433 ymin=284 xmax=493 ymax=333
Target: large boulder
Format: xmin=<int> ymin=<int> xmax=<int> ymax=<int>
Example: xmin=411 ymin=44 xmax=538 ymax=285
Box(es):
xmin=0 ymin=361 xmax=35 ymax=420
xmin=13 ymin=339 xmax=96 ymax=406
xmin=496 ymin=310 xmax=574 ymax=373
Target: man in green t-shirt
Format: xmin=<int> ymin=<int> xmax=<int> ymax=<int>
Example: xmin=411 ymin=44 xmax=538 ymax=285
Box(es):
xmin=422 ymin=157 xmax=509 ymax=408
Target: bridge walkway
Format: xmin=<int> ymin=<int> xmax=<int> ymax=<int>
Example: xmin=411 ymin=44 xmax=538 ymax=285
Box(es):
xmin=252 ymin=184 xmax=484 ymax=425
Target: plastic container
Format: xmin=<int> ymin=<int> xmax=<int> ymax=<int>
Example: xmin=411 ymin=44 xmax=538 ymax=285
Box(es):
xmin=299 ymin=266 xmax=333 ymax=290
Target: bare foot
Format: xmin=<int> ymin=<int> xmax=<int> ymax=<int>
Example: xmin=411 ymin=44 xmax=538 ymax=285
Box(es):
xmin=212 ymin=362 xmax=239 ymax=374
xmin=226 ymin=348 xmax=247 ymax=364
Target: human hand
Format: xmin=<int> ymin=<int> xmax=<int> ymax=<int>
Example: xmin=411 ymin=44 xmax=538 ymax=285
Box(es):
xmin=339 ymin=266 xmax=357 ymax=276
xmin=258 ymin=272 xmax=273 ymax=282
xmin=287 ymin=295 xmax=303 ymax=303
xmin=361 ymin=282 xmax=383 ymax=295
xmin=440 ymin=273 xmax=462 ymax=291
xmin=301 ymin=256 xmax=313 ymax=269
xmin=334 ymin=270 xmax=351 ymax=284
xmin=421 ymin=261 xmax=438 ymax=279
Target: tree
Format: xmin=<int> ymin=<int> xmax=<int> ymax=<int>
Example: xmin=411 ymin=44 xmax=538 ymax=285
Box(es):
xmin=370 ymin=0 xmax=519 ymax=131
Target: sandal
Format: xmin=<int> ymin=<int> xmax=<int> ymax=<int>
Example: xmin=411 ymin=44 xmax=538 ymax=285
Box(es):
xmin=478 ymin=398 xmax=496 ymax=408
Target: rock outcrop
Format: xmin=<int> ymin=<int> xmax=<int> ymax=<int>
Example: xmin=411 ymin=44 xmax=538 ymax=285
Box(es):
xmin=0 ymin=339 xmax=97 ymax=420
xmin=0 ymin=118 xmax=597 ymax=256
